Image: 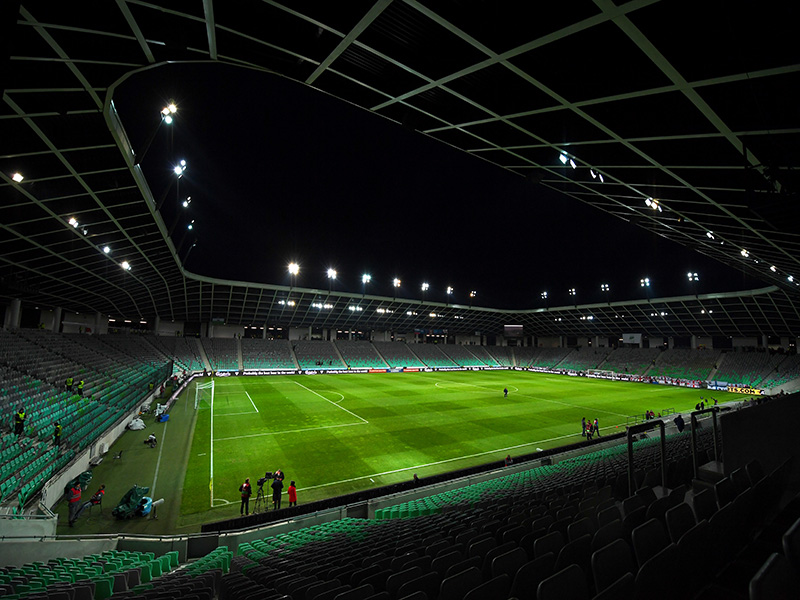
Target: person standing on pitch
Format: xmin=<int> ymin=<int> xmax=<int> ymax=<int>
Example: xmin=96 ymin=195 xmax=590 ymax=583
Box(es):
xmin=503 ymin=387 xmax=508 ymax=398
xmin=288 ymin=481 xmax=297 ymax=507
xmin=581 ymin=417 xmax=587 ymax=437
xmin=239 ymin=478 xmax=252 ymax=516
xmin=593 ymin=418 xmax=600 ymax=436
xmin=271 ymin=476 xmax=284 ymax=510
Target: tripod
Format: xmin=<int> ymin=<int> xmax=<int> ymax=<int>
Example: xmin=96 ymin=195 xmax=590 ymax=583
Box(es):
xmin=253 ymin=486 xmax=266 ymax=513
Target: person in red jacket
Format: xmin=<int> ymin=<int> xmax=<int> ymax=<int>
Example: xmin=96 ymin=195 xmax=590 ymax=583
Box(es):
xmin=287 ymin=481 xmax=297 ymax=507
xmin=67 ymin=483 xmax=82 ymax=526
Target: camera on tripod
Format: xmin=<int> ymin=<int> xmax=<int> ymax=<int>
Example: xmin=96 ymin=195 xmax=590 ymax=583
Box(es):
xmin=257 ymin=476 xmax=268 ymax=488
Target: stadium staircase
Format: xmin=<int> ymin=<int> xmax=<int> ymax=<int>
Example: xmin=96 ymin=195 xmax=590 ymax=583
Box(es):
xmin=706 ymin=353 xmax=724 ymax=381
xmin=195 ymin=338 xmax=212 ymax=373
xmin=289 ymin=341 xmax=301 ymax=370
xmin=406 ymin=344 xmax=425 ymax=367
xmin=331 ymin=341 xmax=347 ymax=368
xmin=236 ymin=338 xmax=243 ymax=372
xmin=372 ymin=344 xmax=391 ymax=368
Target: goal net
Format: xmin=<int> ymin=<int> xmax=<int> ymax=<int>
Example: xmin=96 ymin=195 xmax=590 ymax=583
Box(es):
xmin=587 ymin=369 xmax=615 ymax=378
xmin=194 ymin=379 xmax=215 ymax=410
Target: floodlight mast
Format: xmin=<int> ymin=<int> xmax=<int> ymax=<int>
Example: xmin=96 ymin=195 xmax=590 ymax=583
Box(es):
xmin=361 ymin=273 xmax=371 ymax=296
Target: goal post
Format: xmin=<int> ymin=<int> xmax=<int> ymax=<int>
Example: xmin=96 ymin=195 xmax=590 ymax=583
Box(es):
xmin=195 ymin=379 xmax=215 ymax=410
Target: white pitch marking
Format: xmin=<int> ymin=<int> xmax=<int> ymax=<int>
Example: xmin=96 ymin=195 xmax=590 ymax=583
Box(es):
xmin=245 ymin=391 xmax=259 ymax=413
xmin=216 ymin=411 xmax=257 ymax=417
xmin=370 ymin=478 xmax=375 ymax=483
xmin=151 ymin=421 xmax=167 ymax=497
xmin=216 ymin=421 xmax=366 ymax=442
xmin=293 ymin=381 xmax=368 ymax=423
xmin=198 ymin=453 xmax=207 ymax=456
xmin=298 ymin=424 xmax=625 ymax=492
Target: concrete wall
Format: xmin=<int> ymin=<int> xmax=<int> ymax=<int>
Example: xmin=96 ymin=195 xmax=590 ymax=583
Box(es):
xmin=62 ymin=313 xmax=98 ymax=334
xmin=455 ymin=335 xmax=481 ymax=345
xmin=0 ymin=538 xmax=116 ymax=568
xmin=720 ymin=395 xmax=800 ymax=486
xmin=209 ymin=323 xmax=244 ymax=338
xmin=732 ymin=337 xmax=759 ymax=348
xmin=537 ymin=336 xmax=561 ymax=348
xmin=157 ymin=321 xmax=184 ymax=336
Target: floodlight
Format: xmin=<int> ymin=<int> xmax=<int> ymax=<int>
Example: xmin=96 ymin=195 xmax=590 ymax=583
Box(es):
xmin=173 ymin=165 xmax=183 ymax=176
xmin=568 ymin=288 xmax=576 ymax=296
xmin=327 ymin=268 xmax=337 ymax=280
xmin=687 ymin=272 xmax=699 ymax=282
xmin=167 ymin=103 xmax=177 ymax=114
xmin=447 ymin=286 xmax=453 ymax=295
xmin=68 ymin=217 xmax=79 ymax=228
xmin=590 ymin=169 xmax=597 ymax=179
xmin=288 ymin=262 xmax=299 ymax=275
xmin=161 ymin=107 xmax=170 ymax=116
xmin=182 ymin=196 xmax=192 ymax=208
xmin=789 ymin=275 xmax=795 ymax=283
xmin=164 ymin=115 xmax=173 ymax=125
xmin=600 ymin=283 xmax=609 ymax=292
xmin=740 ymin=248 xmax=749 ymax=257
xmin=645 ymin=198 xmax=652 ymax=207
xmin=770 ymin=265 xmax=777 ymax=272
xmin=362 ymin=274 xmax=371 ymax=284
xmin=121 ymin=261 xmax=131 ymax=271
xmin=393 ymin=278 xmax=401 ymax=288
xmin=11 ymin=172 xmax=24 ymax=182
xmin=541 ymin=291 xmax=548 ymax=299
xmin=706 ymin=231 xmax=715 ymax=239
xmin=569 ymin=159 xmax=577 ymax=169
xmin=559 ymin=153 xmax=568 ymax=164
xmin=187 ymin=220 xmax=194 ymax=230
xmin=469 ymin=290 xmax=477 ymax=298
xmin=421 ymin=282 xmax=429 ymax=291
xmin=640 ymin=278 xmax=650 ymax=287
xmin=102 ymin=246 xmax=111 ymax=254
xmin=598 ymin=173 xmax=604 ymax=183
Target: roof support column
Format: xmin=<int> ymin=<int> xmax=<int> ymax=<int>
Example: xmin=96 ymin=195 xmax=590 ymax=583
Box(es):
xmin=52 ymin=307 xmax=62 ymax=332
xmin=5 ymin=298 xmax=21 ymax=330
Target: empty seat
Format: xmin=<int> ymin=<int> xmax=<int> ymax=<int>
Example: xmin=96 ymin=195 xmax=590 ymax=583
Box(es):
xmin=463 ymin=573 xmax=510 ymax=600
xmin=439 ymin=566 xmax=481 ymax=600
xmin=631 ymin=519 xmax=669 ymax=568
xmin=591 ymin=539 xmax=635 ymax=594
xmin=509 ymin=553 xmax=555 ymax=600
xmin=534 ymin=531 xmax=564 ymax=560
xmin=665 ymin=501 xmax=696 ymax=545
xmin=749 ymin=553 xmax=794 ymax=600
xmin=592 ymin=520 xmax=625 ymax=553
xmin=537 ymin=564 xmax=588 ymax=600
xmin=491 ymin=547 xmax=528 ymax=580
xmin=633 ymin=543 xmax=678 ymax=600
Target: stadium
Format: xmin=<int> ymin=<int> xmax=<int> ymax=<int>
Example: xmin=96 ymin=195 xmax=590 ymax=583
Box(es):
xmin=1 ymin=2 xmax=799 ymax=599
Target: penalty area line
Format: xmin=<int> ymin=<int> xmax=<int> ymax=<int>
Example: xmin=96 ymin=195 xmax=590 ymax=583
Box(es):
xmin=293 ymin=381 xmax=367 ymax=423
xmin=215 ymin=421 xmax=367 ymax=442
xmin=245 ymin=391 xmax=259 ymax=413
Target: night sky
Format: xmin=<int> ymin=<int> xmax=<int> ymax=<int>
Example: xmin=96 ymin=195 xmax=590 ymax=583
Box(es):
xmin=114 ymin=63 xmax=761 ymax=309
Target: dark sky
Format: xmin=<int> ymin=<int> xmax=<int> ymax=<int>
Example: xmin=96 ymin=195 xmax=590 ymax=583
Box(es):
xmin=115 ymin=63 xmax=762 ymax=309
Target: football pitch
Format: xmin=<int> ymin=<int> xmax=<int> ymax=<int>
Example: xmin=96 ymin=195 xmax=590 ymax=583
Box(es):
xmin=179 ymin=370 xmax=746 ymax=519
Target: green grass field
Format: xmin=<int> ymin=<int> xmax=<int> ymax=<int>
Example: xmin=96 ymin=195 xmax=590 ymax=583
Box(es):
xmin=179 ymin=370 xmax=746 ymax=519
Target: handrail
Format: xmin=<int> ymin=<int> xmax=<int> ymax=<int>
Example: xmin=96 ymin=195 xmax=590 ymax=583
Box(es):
xmin=690 ymin=407 xmax=720 ymax=479
xmin=626 ymin=419 xmax=666 ymax=496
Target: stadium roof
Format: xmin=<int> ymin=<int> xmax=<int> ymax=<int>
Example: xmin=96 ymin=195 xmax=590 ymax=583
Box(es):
xmin=1 ymin=1 xmax=799 ymax=338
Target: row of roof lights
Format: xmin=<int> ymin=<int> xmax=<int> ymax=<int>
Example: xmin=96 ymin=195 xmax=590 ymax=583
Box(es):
xmin=558 ymin=152 xmax=604 ymax=182
xmin=67 ymin=215 xmax=133 ymax=271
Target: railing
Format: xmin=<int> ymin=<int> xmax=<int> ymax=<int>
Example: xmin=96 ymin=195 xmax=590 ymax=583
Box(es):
xmin=690 ymin=406 xmax=721 ymax=479
xmin=626 ymin=419 xmax=666 ymax=496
